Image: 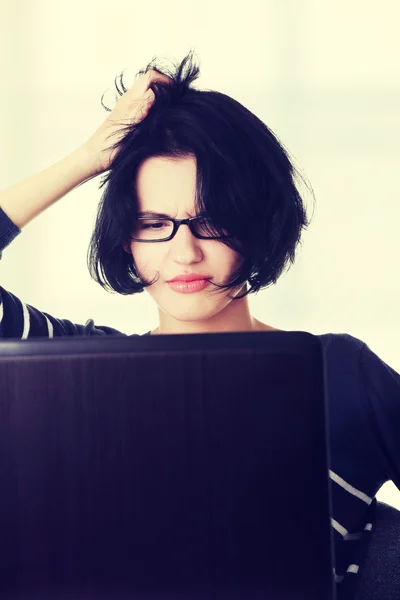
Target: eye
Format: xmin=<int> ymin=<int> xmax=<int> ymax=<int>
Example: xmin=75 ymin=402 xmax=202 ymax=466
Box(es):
xmin=140 ymin=221 xmax=169 ymax=229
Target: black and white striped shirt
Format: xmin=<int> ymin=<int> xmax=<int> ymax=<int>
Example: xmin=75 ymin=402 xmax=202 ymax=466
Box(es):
xmin=1 ymin=206 xmax=399 ymax=599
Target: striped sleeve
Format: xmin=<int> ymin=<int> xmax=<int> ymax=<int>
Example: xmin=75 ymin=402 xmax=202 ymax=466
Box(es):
xmin=0 ymin=205 xmax=22 ymax=258
xmin=323 ymin=333 xmax=400 ymax=599
xmin=0 ymin=286 xmax=125 ymax=338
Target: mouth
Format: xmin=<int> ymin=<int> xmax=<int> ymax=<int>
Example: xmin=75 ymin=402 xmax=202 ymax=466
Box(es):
xmin=167 ymin=279 xmax=210 ymax=294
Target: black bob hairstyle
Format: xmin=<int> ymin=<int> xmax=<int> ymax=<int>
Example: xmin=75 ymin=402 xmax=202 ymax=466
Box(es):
xmin=87 ymin=49 xmax=314 ymax=301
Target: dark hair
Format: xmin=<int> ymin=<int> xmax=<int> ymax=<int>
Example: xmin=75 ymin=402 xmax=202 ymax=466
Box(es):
xmin=87 ymin=49 xmax=314 ymax=300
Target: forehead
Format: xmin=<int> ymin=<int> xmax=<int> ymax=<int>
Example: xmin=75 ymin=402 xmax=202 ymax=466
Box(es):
xmin=135 ymin=155 xmax=197 ymax=215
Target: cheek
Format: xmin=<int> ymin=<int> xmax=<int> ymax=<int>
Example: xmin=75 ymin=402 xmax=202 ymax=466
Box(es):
xmin=132 ymin=246 xmax=165 ymax=275
xmin=217 ymin=246 xmax=242 ymax=269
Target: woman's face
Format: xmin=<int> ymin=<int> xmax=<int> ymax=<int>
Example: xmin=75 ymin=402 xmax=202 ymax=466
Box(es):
xmin=124 ymin=155 xmax=247 ymax=331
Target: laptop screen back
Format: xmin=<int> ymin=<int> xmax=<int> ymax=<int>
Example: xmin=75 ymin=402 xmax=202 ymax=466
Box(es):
xmin=0 ymin=331 xmax=335 ymax=599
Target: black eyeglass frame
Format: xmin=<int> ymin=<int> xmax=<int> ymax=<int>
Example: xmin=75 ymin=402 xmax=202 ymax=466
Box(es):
xmin=129 ymin=215 xmax=233 ymax=243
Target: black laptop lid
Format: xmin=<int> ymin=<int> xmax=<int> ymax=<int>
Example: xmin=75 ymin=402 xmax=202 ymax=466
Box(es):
xmin=0 ymin=331 xmax=335 ymax=599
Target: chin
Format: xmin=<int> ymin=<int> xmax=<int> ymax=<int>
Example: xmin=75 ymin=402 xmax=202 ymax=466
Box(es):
xmin=165 ymin=309 xmax=214 ymax=323
xmin=158 ymin=298 xmax=221 ymax=322
xmin=149 ymin=286 xmax=229 ymax=318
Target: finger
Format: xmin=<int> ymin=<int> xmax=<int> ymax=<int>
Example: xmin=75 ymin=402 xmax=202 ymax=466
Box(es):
xmin=136 ymin=88 xmax=156 ymax=119
xmin=146 ymin=68 xmax=173 ymax=86
xmin=125 ymin=68 xmax=169 ymax=104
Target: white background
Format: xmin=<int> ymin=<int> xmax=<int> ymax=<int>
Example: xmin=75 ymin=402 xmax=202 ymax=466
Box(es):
xmin=1 ymin=0 xmax=399 ymax=508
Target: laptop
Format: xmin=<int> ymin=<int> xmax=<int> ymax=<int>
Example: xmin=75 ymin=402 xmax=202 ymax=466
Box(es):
xmin=0 ymin=330 xmax=335 ymax=599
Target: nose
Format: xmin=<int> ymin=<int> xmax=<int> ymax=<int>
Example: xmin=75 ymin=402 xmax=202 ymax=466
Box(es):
xmin=169 ymin=221 xmax=203 ymax=264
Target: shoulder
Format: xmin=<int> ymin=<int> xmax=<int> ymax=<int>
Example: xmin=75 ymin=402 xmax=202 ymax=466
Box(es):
xmin=316 ymin=332 xmax=399 ymax=387
xmin=315 ymin=331 xmax=366 ymax=354
xmin=312 ymin=331 xmax=396 ymax=402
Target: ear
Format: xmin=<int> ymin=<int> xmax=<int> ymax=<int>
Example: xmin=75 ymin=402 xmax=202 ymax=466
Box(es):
xmin=123 ymin=242 xmax=131 ymax=254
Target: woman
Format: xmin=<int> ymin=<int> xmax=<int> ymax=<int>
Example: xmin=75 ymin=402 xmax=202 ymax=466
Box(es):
xmin=0 ymin=51 xmax=399 ymax=599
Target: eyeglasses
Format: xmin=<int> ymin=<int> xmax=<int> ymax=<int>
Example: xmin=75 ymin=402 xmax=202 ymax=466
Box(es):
xmin=129 ymin=215 xmax=232 ymax=243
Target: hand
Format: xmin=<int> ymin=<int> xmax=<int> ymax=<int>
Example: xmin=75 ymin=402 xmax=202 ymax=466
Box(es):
xmin=82 ymin=68 xmax=172 ymax=175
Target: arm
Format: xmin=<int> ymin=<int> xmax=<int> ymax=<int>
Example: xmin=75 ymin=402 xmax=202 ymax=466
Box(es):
xmin=0 ymin=152 xmax=104 ymax=338
xmin=0 ymin=146 xmax=98 ymax=230
xmin=0 ymin=68 xmax=171 ymax=338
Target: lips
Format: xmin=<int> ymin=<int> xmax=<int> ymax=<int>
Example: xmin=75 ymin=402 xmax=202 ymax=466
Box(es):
xmin=167 ymin=279 xmax=210 ymax=293
xmin=167 ymin=274 xmax=211 ymax=283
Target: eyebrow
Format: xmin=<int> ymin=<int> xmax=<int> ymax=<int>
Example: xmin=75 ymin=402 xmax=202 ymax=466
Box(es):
xmin=137 ymin=211 xmax=173 ymax=218
xmin=137 ymin=211 xmax=205 ymax=219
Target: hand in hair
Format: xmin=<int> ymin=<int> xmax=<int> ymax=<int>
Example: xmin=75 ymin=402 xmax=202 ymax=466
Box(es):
xmin=83 ymin=68 xmax=172 ymax=176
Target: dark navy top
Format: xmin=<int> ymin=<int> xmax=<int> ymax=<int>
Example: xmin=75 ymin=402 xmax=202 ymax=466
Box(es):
xmin=1 ymin=206 xmax=399 ymax=599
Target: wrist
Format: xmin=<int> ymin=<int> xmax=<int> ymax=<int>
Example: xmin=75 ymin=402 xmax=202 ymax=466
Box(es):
xmin=73 ymin=143 xmax=104 ymax=179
